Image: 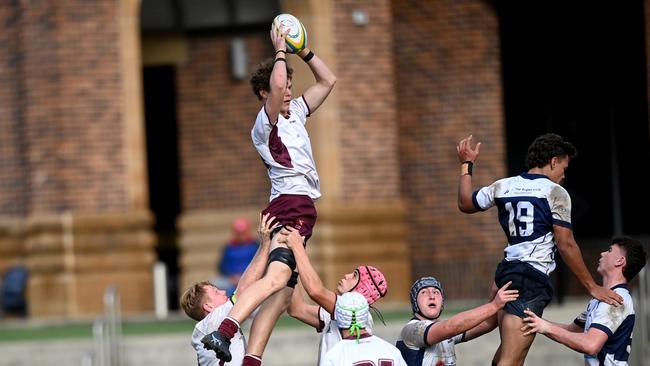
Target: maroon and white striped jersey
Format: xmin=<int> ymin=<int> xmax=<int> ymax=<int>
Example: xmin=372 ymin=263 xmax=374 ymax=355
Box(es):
xmin=251 ymin=96 xmax=321 ymax=202
xmin=323 ymin=334 xmax=407 ymax=366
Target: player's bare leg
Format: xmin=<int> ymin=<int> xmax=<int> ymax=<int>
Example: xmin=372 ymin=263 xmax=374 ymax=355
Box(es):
xmin=491 ymin=343 xmax=502 ymax=365
xmin=228 ymin=260 xmax=292 ymax=321
xmin=202 ymin=235 xmax=293 ymax=362
xmin=246 ymin=286 xmax=293 ymax=357
xmin=496 ymin=312 xmax=535 ymax=366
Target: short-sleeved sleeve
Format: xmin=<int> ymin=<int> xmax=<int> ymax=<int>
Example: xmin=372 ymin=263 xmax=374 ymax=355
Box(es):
xmin=292 ymin=97 xmax=310 ymax=124
xmin=251 ymin=106 xmax=272 ymax=146
xmin=473 ymin=184 xmax=496 ymax=211
xmin=574 ymin=309 xmax=588 ymax=328
xmin=589 ymin=302 xmax=626 ymax=337
xmin=549 ymin=185 xmax=572 ymax=225
xmin=400 ymin=319 xmax=434 ymax=348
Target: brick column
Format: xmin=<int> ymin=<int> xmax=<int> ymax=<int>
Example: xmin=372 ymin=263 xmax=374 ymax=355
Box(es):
xmin=0 ymin=0 xmax=155 ymax=318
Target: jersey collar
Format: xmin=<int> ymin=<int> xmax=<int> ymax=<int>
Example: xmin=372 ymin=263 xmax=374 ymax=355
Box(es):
xmin=520 ymin=173 xmax=550 ymax=181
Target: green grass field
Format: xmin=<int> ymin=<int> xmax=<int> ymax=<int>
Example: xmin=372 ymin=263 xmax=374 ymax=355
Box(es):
xmin=0 ymin=308 xmax=420 ymax=342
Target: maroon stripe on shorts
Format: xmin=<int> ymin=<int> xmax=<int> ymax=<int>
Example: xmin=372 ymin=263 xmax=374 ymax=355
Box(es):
xmin=262 ymin=194 xmax=317 ymax=240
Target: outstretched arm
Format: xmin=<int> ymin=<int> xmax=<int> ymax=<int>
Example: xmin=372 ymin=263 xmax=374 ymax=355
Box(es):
xmin=426 ymin=281 xmax=518 ymax=345
xmin=463 ymin=314 xmax=498 ymax=342
xmin=522 ymin=309 xmax=607 ymax=355
xmin=297 ymin=47 xmax=336 ymax=114
xmin=554 ymin=226 xmax=623 ymax=306
xmin=456 ymin=134 xmax=481 ymax=213
xmin=233 ymin=213 xmax=279 ymax=295
xmin=463 ymin=281 xmax=500 ymax=341
xmin=277 ymin=226 xmax=338 ymax=314
xmin=287 ymin=282 xmax=321 ymax=328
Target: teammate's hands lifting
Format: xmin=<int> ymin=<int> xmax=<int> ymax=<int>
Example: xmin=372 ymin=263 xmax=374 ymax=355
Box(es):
xmin=589 ymin=285 xmax=623 ymax=307
xmin=521 ymin=309 xmax=550 ymax=336
xmin=491 ymin=281 xmax=519 ymax=309
xmin=258 ymin=213 xmax=280 ymax=248
xmin=276 ymin=226 xmax=305 ymax=250
xmin=456 ymin=134 xmax=481 ymax=164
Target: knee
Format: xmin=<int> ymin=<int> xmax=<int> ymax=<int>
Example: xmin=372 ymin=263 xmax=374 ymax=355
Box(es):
xmin=264 ymin=264 xmax=293 ymax=291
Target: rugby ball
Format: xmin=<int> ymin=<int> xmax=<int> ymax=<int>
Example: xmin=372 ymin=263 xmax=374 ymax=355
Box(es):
xmin=272 ymin=13 xmax=307 ymax=54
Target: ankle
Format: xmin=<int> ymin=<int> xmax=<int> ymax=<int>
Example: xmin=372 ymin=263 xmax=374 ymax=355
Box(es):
xmin=243 ymin=354 xmax=262 ymax=366
xmin=217 ymin=317 xmax=240 ymax=339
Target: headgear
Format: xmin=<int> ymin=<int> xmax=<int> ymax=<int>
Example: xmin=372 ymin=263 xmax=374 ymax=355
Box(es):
xmin=353 ymin=265 xmax=388 ymax=305
xmin=410 ymin=276 xmax=444 ymax=319
xmin=335 ymin=292 xmax=369 ymax=342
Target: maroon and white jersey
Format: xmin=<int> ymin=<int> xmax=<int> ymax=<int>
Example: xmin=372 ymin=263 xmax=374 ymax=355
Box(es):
xmin=191 ymin=300 xmax=247 ymax=366
xmin=317 ymin=297 xmax=374 ymax=366
xmin=323 ymin=334 xmax=408 ymax=366
xmin=251 ymin=96 xmax=320 ymax=202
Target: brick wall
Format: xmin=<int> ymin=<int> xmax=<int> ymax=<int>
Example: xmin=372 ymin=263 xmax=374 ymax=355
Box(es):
xmin=176 ymin=33 xmax=272 ymax=211
xmin=0 ymin=2 xmax=28 ymax=216
xmin=393 ymin=0 xmax=506 ymax=299
xmin=332 ymin=0 xmax=402 ymax=203
xmin=0 ymin=0 xmax=129 ymax=214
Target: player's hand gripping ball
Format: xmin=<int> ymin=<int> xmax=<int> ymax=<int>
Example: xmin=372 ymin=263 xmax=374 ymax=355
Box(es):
xmin=272 ymin=13 xmax=307 ymax=54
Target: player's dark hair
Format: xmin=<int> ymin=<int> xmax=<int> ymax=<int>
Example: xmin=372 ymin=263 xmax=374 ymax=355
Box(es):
xmin=524 ymin=133 xmax=577 ymax=169
xmin=250 ymin=57 xmax=294 ymax=100
xmin=613 ymin=236 xmax=647 ymax=282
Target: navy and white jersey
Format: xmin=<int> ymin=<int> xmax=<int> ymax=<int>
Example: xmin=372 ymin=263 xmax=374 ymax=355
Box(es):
xmin=191 ymin=299 xmax=246 ymax=366
xmin=472 ymin=173 xmax=572 ymax=275
xmin=574 ymin=285 xmax=635 ymax=366
xmin=324 ymin=334 xmax=408 ymax=366
xmin=251 ymin=96 xmax=320 ymax=202
xmin=395 ymin=318 xmax=465 ymax=366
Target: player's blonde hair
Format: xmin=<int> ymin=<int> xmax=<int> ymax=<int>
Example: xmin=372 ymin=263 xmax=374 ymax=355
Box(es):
xmin=180 ymin=281 xmax=213 ymax=321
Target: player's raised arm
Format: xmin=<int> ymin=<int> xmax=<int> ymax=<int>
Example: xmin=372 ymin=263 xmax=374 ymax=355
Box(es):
xmin=298 ymin=47 xmax=336 ymax=115
xmin=234 ymin=213 xmax=279 ymax=295
xmin=287 ymin=281 xmax=321 ymax=328
xmin=426 ymin=281 xmax=518 ymax=345
xmin=456 ymin=134 xmax=481 ymax=213
xmin=265 ymin=26 xmax=290 ymax=124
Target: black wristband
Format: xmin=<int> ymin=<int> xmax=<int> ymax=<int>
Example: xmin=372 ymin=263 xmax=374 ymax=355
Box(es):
xmin=275 ymin=49 xmax=286 ymax=55
xmin=274 ymin=57 xmax=287 ymax=64
xmin=462 ymin=161 xmax=474 ymax=176
xmin=302 ymin=51 xmax=314 ymax=62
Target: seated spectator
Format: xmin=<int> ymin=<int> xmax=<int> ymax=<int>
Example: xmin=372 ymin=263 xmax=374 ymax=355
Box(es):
xmin=217 ymin=218 xmax=259 ymax=296
xmin=1 ymin=265 xmax=29 ymax=318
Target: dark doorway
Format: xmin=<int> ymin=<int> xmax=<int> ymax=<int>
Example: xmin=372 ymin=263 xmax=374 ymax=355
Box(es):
xmin=497 ymin=1 xmax=650 ymax=299
xmin=143 ymin=65 xmax=181 ymax=310
xmin=497 ymin=1 xmax=650 ymax=238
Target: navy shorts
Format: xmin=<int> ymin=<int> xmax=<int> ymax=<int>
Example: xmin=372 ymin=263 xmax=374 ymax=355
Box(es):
xmin=262 ymin=194 xmax=317 ymax=241
xmin=494 ymin=259 xmax=553 ymax=318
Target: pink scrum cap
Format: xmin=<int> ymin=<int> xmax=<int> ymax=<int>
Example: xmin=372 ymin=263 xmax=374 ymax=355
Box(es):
xmin=352 ymin=265 xmax=388 ymax=305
